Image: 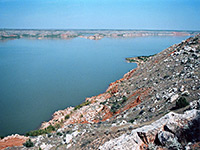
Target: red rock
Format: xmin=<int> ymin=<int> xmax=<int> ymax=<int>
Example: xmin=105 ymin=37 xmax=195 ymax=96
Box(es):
xmin=0 ymin=135 xmax=28 ymax=150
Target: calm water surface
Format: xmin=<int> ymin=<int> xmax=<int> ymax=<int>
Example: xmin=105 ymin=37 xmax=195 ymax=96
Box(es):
xmin=0 ymin=36 xmax=188 ymax=136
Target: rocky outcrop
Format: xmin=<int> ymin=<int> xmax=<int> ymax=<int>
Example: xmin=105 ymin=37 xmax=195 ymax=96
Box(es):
xmin=0 ymin=134 xmax=28 ymax=150
xmin=40 ymin=68 xmax=138 ymax=129
xmin=99 ymin=109 xmax=200 ymax=150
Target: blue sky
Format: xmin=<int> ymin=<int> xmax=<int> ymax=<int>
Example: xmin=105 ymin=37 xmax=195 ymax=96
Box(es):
xmin=0 ymin=0 xmax=200 ymax=30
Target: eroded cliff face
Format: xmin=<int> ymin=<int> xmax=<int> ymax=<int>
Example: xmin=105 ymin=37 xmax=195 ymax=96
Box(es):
xmin=1 ymin=34 xmax=200 ymax=150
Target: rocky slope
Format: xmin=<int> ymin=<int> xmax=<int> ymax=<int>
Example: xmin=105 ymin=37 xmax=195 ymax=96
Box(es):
xmin=1 ymin=34 xmax=200 ymax=150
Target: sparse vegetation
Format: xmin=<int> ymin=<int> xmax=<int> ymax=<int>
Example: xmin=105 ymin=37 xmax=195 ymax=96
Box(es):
xmin=126 ymin=54 xmax=156 ymax=63
xmin=100 ymin=101 xmax=107 ymax=105
xmin=25 ymin=125 xmax=56 ymax=136
xmin=81 ymin=140 xmax=91 ymax=148
xmin=110 ymin=103 xmax=120 ymax=113
xmin=65 ymin=114 xmax=70 ymax=120
xmin=54 ymin=123 xmax=61 ymax=129
xmin=129 ymin=119 xmax=135 ymax=123
xmin=74 ymin=101 xmax=91 ymax=110
xmin=23 ymin=139 xmax=34 ymax=147
xmin=56 ymin=132 xmax=62 ymax=136
xmin=125 ymin=58 xmax=139 ymax=63
xmin=122 ymin=96 xmax=128 ymax=103
xmin=176 ymin=97 xmax=189 ymax=109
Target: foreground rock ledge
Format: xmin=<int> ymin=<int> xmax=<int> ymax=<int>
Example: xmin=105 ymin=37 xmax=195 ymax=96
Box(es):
xmin=99 ymin=109 xmax=200 ymax=150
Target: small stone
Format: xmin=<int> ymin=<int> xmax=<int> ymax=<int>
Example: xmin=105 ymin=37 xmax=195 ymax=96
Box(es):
xmin=170 ymin=94 xmax=179 ymax=103
xmin=179 ymin=85 xmax=184 ymax=92
xmin=149 ymin=107 xmax=155 ymax=112
xmin=182 ymin=91 xmax=190 ymax=96
xmin=172 ymin=88 xmax=177 ymax=92
xmin=156 ymin=93 xmax=160 ymax=100
xmin=65 ymin=134 xmax=73 ymax=144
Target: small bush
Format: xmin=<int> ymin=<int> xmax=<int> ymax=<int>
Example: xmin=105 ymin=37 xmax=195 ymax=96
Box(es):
xmin=56 ymin=132 xmax=62 ymax=136
xmin=65 ymin=114 xmax=70 ymax=120
xmin=139 ymin=110 xmax=144 ymax=115
xmin=46 ymin=125 xmax=55 ymax=132
xmin=23 ymin=139 xmax=34 ymax=147
xmin=176 ymin=97 xmax=189 ymax=108
xmin=110 ymin=104 xmax=120 ymax=113
xmin=129 ymin=119 xmax=134 ymax=123
xmin=54 ymin=123 xmax=61 ymax=129
xmin=25 ymin=129 xmax=47 ymax=136
xmin=81 ymin=140 xmax=91 ymax=148
xmin=122 ymin=96 xmax=127 ymax=103
xmin=100 ymin=101 xmax=107 ymax=105
xmin=25 ymin=125 xmax=56 ymax=136
xmin=74 ymin=101 xmax=91 ymax=110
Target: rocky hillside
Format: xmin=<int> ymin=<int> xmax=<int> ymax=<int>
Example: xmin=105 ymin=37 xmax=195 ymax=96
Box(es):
xmin=1 ymin=34 xmax=200 ymax=150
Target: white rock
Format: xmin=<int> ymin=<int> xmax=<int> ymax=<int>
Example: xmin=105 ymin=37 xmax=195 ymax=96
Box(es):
xmin=143 ymin=78 xmax=147 ymax=81
xmin=65 ymin=134 xmax=73 ymax=144
xmin=172 ymin=88 xmax=177 ymax=92
xmin=179 ymin=85 xmax=185 ymax=92
xmin=119 ymin=120 xmax=127 ymax=125
xmin=182 ymin=91 xmax=190 ymax=96
xmin=99 ymin=110 xmax=199 ymax=150
xmin=40 ymin=143 xmax=53 ymax=150
xmin=72 ymin=131 xmax=79 ymax=137
xmin=112 ymin=123 xmax=117 ymax=127
xmin=158 ymin=131 xmax=181 ymax=149
xmin=170 ymin=94 xmax=179 ymax=103
xmin=66 ymin=143 xmax=72 ymax=149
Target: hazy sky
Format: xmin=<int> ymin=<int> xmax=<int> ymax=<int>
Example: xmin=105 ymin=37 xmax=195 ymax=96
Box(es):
xmin=0 ymin=0 xmax=199 ymax=30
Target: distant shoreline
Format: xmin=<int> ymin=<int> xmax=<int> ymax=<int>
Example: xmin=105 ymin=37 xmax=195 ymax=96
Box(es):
xmin=1 ymin=28 xmax=200 ymax=32
xmin=0 ymin=29 xmax=198 ymax=41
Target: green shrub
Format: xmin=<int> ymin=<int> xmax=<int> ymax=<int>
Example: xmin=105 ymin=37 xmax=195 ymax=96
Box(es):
xmin=100 ymin=101 xmax=107 ymax=105
xmin=122 ymin=96 xmax=127 ymax=103
xmin=23 ymin=139 xmax=34 ymax=147
xmin=56 ymin=132 xmax=62 ymax=136
xmin=54 ymin=123 xmax=61 ymax=129
xmin=25 ymin=125 xmax=56 ymax=136
xmin=46 ymin=125 xmax=55 ymax=132
xmin=65 ymin=114 xmax=70 ymax=120
xmin=74 ymin=101 xmax=91 ymax=110
xmin=129 ymin=119 xmax=134 ymax=123
xmin=176 ymin=97 xmax=189 ymax=108
xmin=25 ymin=129 xmax=46 ymax=136
xmin=110 ymin=104 xmax=120 ymax=113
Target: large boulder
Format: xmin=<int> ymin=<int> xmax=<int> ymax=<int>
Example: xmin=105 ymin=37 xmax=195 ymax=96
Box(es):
xmin=158 ymin=131 xmax=182 ymax=149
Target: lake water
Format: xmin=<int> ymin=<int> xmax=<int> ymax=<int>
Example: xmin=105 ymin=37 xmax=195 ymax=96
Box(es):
xmin=0 ymin=36 xmax=189 ymax=136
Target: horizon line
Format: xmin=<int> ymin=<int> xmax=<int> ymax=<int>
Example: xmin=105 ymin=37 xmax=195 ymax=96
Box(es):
xmin=0 ymin=28 xmax=200 ymax=32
